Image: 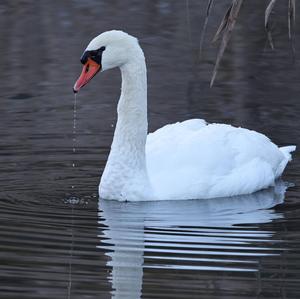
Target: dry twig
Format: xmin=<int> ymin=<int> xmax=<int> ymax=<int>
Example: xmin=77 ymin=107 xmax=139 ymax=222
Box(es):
xmin=288 ymin=0 xmax=296 ymax=39
xmin=210 ymin=0 xmax=243 ymax=87
xmin=265 ymin=0 xmax=277 ymax=49
xmin=199 ymin=0 xmax=297 ymax=86
xmin=199 ymin=0 xmax=215 ymax=59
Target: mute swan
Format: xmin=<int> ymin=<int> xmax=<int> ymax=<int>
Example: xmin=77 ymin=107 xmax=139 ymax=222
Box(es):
xmin=73 ymin=30 xmax=295 ymax=201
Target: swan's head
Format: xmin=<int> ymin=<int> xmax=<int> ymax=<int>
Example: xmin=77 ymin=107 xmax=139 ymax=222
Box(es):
xmin=73 ymin=30 xmax=141 ymax=93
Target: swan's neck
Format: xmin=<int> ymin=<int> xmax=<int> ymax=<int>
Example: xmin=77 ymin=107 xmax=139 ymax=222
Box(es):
xmin=99 ymin=53 xmax=152 ymax=201
xmin=114 ymin=56 xmax=148 ymax=151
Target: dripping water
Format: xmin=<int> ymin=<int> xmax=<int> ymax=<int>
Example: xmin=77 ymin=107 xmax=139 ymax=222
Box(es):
xmin=67 ymin=94 xmax=78 ymax=296
xmin=67 ymin=202 xmax=74 ymax=299
xmin=72 ymin=93 xmax=77 ymax=190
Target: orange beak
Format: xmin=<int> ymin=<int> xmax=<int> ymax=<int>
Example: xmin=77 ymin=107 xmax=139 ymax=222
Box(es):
xmin=73 ymin=58 xmax=101 ymax=93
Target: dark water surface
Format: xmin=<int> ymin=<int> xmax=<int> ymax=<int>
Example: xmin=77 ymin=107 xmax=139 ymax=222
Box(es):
xmin=1 ymin=0 xmax=300 ymax=298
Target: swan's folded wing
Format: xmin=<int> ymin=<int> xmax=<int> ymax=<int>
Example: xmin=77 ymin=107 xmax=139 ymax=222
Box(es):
xmin=146 ymin=121 xmax=291 ymax=200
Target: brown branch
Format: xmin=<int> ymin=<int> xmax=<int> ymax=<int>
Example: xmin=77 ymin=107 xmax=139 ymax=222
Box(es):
xmin=265 ymin=0 xmax=277 ymax=50
xmin=210 ymin=0 xmax=243 ymax=87
xmin=199 ymin=0 xmax=215 ymax=59
xmin=288 ymin=0 xmax=296 ymax=39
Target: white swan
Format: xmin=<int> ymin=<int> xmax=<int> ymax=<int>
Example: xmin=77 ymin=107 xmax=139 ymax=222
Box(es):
xmin=73 ymin=30 xmax=295 ymax=201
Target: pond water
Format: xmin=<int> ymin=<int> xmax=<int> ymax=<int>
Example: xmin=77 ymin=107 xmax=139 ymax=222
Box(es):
xmin=0 ymin=0 xmax=300 ymax=298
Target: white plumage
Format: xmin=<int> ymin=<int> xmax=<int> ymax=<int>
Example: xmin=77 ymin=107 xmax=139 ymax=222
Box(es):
xmin=147 ymin=119 xmax=295 ymax=200
xmin=74 ymin=30 xmax=295 ymax=201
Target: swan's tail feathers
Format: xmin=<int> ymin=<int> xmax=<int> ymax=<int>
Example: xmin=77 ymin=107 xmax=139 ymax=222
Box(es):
xmin=280 ymin=145 xmax=296 ymax=160
xmin=275 ymin=145 xmax=296 ymax=179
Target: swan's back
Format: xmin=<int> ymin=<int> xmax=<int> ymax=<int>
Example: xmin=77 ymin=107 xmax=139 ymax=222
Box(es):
xmin=146 ymin=119 xmax=295 ymax=200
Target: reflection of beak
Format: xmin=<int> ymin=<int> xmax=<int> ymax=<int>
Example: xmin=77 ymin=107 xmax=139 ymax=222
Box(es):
xmin=73 ymin=58 xmax=101 ymax=93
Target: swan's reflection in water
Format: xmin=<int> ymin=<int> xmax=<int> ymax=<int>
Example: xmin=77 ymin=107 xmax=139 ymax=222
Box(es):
xmin=98 ymin=181 xmax=287 ymax=299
